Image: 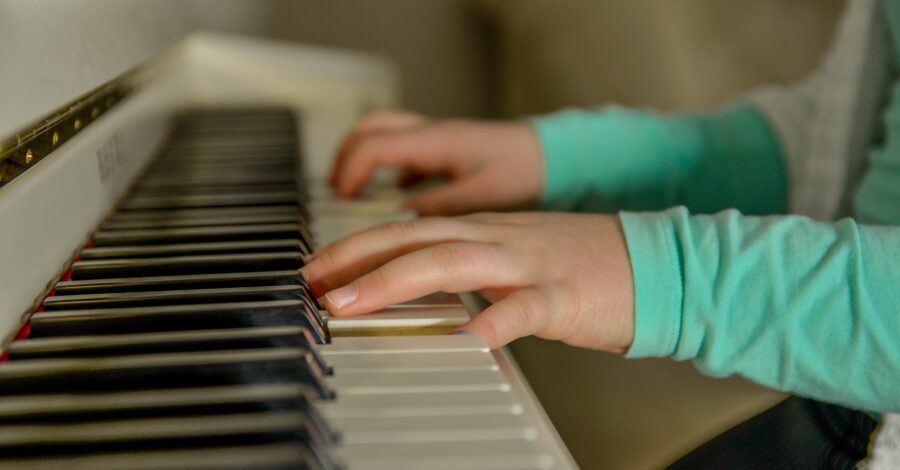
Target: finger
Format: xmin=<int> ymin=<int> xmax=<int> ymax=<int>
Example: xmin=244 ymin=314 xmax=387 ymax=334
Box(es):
xmin=458 ymin=287 xmax=551 ymax=349
xmin=403 ymin=174 xmax=499 ymax=216
xmin=335 ymin=127 xmax=460 ymax=198
xmin=321 ymin=241 xmax=523 ymax=317
xmin=395 ymin=168 xmax=430 ymax=188
xmin=330 ymin=111 xmax=426 ymax=188
xmin=302 ymin=217 xmax=479 ymax=293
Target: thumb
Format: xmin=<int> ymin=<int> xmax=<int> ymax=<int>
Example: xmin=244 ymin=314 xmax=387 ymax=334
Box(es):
xmin=459 ymin=287 xmax=550 ymax=349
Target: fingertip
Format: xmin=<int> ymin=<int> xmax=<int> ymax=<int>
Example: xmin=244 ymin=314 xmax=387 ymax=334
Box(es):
xmin=457 ymin=317 xmax=503 ymax=349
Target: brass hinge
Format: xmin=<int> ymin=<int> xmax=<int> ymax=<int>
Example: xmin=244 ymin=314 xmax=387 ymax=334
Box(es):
xmin=0 ymin=80 xmax=132 ymax=190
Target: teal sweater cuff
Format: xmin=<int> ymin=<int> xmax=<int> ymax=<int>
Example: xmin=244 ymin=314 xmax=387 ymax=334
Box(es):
xmin=619 ymin=209 xmax=684 ymax=358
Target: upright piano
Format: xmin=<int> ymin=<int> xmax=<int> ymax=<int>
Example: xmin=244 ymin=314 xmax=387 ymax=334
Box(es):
xmin=0 ymin=5 xmax=576 ymax=469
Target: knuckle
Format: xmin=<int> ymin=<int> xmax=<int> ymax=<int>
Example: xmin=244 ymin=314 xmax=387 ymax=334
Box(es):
xmin=317 ymin=247 xmax=341 ymax=269
xmin=367 ymin=266 xmax=392 ymax=290
xmin=381 ymin=220 xmax=419 ymax=240
xmin=432 ymin=243 xmax=472 ymax=272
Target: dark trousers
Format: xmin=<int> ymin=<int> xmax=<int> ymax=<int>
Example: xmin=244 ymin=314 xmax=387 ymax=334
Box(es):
xmin=668 ymin=397 xmax=877 ymax=470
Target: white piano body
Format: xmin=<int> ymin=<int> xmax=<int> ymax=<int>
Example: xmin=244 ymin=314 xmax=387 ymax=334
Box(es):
xmin=0 ymin=3 xmax=576 ymax=468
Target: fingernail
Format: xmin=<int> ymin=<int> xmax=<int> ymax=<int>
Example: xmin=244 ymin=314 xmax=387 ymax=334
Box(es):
xmin=325 ymin=283 xmax=358 ymax=309
xmin=298 ymin=267 xmax=310 ymax=281
xmin=450 ymin=329 xmax=471 ymax=335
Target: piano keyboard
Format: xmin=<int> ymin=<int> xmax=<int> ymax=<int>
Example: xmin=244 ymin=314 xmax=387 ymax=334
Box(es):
xmin=0 ymin=109 xmax=566 ymax=469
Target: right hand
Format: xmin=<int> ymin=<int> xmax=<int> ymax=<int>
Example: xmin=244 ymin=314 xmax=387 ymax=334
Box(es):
xmin=329 ymin=110 xmax=545 ymax=216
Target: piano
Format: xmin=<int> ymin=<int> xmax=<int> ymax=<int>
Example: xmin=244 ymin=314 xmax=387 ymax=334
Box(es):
xmin=0 ymin=5 xmax=576 ymax=469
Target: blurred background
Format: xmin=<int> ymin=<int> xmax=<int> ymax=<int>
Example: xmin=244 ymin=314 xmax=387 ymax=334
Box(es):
xmin=190 ymin=1 xmax=845 ymax=467
xmin=192 ymin=0 xmax=844 ymax=118
xmin=190 ymin=0 xmax=846 ymax=468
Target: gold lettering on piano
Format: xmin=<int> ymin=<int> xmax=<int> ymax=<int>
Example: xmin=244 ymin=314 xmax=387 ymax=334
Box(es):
xmin=96 ymin=133 xmax=124 ymax=183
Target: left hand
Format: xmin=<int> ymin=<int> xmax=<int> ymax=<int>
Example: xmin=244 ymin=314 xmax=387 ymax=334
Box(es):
xmin=301 ymin=212 xmax=636 ymax=352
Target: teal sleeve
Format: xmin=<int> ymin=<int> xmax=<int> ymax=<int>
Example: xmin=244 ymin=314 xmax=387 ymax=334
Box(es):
xmin=620 ymin=207 xmax=900 ymax=414
xmin=533 ymin=106 xmax=787 ymax=215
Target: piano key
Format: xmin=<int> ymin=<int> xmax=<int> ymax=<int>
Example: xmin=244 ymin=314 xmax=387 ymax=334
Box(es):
xmin=320 ymin=334 xmax=489 ymax=355
xmin=79 ymin=239 xmax=304 ymax=259
xmin=163 ymin=138 xmax=295 ymax=150
xmin=29 ymin=300 xmax=327 ymax=343
xmin=70 ymin=252 xmax=302 ymax=279
xmin=0 ymin=443 xmax=325 ymax=470
xmin=328 ymin=369 xmax=510 ymax=395
xmin=337 ymin=441 xmax=554 ymax=470
xmin=0 ymin=348 xmax=333 ymax=398
xmin=163 ymin=135 xmax=296 ymax=147
xmin=0 ymin=383 xmax=324 ymax=426
xmin=118 ymin=192 xmax=299 ymax=210
xmin=53 ymin=270 xmax=306 ymax=295
xmin=108 ymin=205 xmax=299 ymax=222
xmin=155 ymin=151 xmax=296 ymax=165
xmin=132 ymin=183 xmax=298 ymax=200
xmin=91 ymin=223 xmax=304 ymax=246
xmin=6 ymin=327 xmax=328 ymax=372
xmin=42 ymin=285 xmax=308 ymax=310
xmin=324 ymin=350 xmax=497 ymax=374
xmin=0 ymin=411 xmax=334 ymax=463
xmin=329 ymin=413 xmax=535 ymax=444
xmin=128 ymin=184 xmax=301 ymax=200
xmin=398 ymin=292 xmax=464 ymax=306
xmin=141 ymin=163 xmax=297 ymax=179
xmin=318 ymin=390 xmax=522 ymax=418
xmin=324 ymin=306 xmax=471 ymax=336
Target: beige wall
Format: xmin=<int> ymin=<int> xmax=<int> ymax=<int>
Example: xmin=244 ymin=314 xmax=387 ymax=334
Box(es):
xmin=191 ymin=0 xmax=495 ymax=118
xmin=480 ymin=0 xmax=845 ymax=115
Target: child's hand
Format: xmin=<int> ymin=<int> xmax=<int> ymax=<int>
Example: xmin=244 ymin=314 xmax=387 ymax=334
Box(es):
xmin=329 ymin=111 xmax=544 ymax=216
xmin=302 ymin=212 xmax=635 ymax=352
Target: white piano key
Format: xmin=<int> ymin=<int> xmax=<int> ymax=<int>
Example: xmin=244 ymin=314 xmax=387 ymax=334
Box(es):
xmin=329 ymin=413 xmax=537 ymax=445
xmin=324 ymin=306 xmax=471 ymax=333
xmin=337 ymin=441 xmax=555 ymax=470
xmin=341 ymin=454 xmax=555 ymax=470
xmin=328 ymin=369 xmax=510 ymax=395
xmin=309 ymin=198 xmax=405 ymax=217
xmin=326 ymin=350 xmax=498 ymax=373
xmin=320 ymin=334 xmax=488 ymax=355
xmin=319 ymin=390 xmax=523 ymax=418
xmin=397 ymin=291 xmax=464 ymax=306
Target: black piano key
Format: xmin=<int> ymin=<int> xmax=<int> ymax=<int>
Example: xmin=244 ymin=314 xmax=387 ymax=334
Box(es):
xmin=80 ymin=240 xmax=304 ymax=259
xmin=149 ymin=153 xmax=297 ymax=168
xmin=103 ymin=214 xmax=302 ymax=230
xmin=0 ymin=347 xmax=333 ymax=399
xmin=91 ymin=223 xmax=303 ymax=246
xmin=0 ymin=443 xmax=328 ymax=470
xmin=136 ymin=174 xmax=299 ymax=192
xmin=6 ymin=326 xmax=330 ymax=372
xmin=108 ymin=205 xmax=299 ymax=221
xmin=118 ymin=192 xmax=299 ymax=210
xmin=42 ymin=285 xmax=309 ymax=310
xmin=129 ymin=182 xmax=299 ymax=197
xmin=105 ymin=205 xmax=300 ymax=229
xmin=29 ymin=299 xmax=327 ymax=343
xmin=53 ymin=271 xmax=306 ymax=295
xmin=0 ymin=383 xmax=325 ymax=426
xmin=70 ymin=252 xmax=302 ymax=280
xmin=0 ymin=411 xmax=334 ymax=466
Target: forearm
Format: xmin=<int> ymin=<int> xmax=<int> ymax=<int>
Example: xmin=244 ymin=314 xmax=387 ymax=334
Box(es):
xmin=534 ymin=105 xmax=788 ymax=215
xmin=620 ymin=207 xmax=900 ymax=414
